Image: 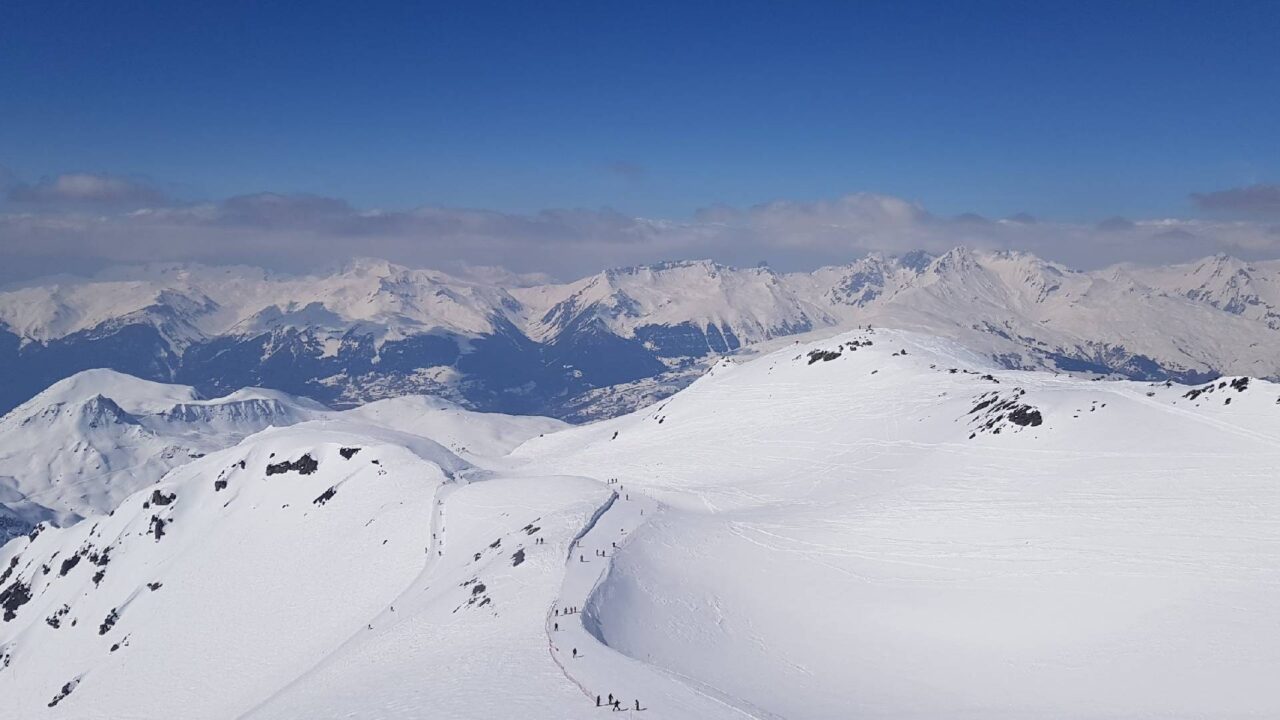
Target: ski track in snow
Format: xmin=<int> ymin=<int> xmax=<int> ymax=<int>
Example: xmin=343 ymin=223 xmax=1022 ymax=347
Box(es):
xmin=545 ymin=484 xmax=777 ymax=719
xmin=237 ymin=474 xmax=465 ymax=717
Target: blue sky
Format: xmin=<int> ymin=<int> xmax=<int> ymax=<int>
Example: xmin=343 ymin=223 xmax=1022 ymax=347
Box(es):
xmin=2 ymin=1 xmax=1279 ymax=279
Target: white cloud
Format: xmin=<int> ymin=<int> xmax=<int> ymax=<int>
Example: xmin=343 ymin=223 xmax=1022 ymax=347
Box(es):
xmin=4 ymin=189 xmax=1280 ymax=284
xmin=7 ymin=173 xmax=168 ymax=207
xmin=1191 ymin=184 xmax=1280 ymax=217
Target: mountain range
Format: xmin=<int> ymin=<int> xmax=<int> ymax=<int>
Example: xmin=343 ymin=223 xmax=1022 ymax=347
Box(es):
xmin=4 ymin=248 xmax=1280 ymax=422
xmin=2 ymin=327 xmax=1277 ymax=717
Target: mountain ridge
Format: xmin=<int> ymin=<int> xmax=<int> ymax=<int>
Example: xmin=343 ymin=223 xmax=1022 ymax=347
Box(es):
xmin=4 ymin=248 xmax=1280 ymax=421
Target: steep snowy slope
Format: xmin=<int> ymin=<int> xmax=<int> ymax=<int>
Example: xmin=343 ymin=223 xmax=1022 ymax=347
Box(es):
xmin=0 ymin=426 xmax=458 ymax=718
xmin=514 ymin=328 xmax=1280 ymax=718
xmin=1128 ymin=253 xmax=1280 ymax=328
xmin=0 ymin=370 xmax=323 ymax=541
xmin=518 ymin=260 xmax=833 ymax=354
xmin=838 ymin=248 xmax=1279 ymax=381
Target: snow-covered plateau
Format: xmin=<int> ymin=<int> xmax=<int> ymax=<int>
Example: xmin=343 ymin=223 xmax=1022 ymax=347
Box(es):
xmin=2 ymin=327 xmax=1277 ymax=718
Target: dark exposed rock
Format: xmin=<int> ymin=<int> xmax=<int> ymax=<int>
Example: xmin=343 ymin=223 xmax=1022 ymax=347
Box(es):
xmin=0 ymin=556 xmax=17 ymax=586
xmin=0 ymin=580 xmax=31 ymax=621
xmin=511 ymin=549 xmax=526 ymax=566
xmin=149 ymin=515 xmax=167 ymax=541
xmin=339 ymin=447 xmax=361 ymax=459
xmin=98 ymin=608 xmax=119 ymax=635
xmin=1184 ymin=384 xmax=1214 ymax=400
xmin=58 ymin=553 xmax=81 ymax=577
xmin=46 ymin=604 xmax=71 ymax=629
xmin=147 ymin=581 xmax=162 ymax=591
xmin=313 ymin=487 xmax=337 ymax=506
xmin=149 ymin=489 xmax=176 ymax=506
xmin=48 ymin=678 xmax=80 ymax=707
xmin=806 ymin=349 xmax=842 ymax=364
xmin=969 ymin=397 xmax=996 ymax=414
xmin=967 ymin=390 xmax=1043 ymax=435
xmin=266 ymin=453 xmax=318 ymax=476
xmin=214 ymin=479 xmax=228 ymax=492
xmin=1007 ymin=406 xmax=1043 ymax=427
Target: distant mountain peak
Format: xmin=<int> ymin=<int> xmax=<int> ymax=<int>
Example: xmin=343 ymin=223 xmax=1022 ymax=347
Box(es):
xmin=6 ymin=248 xmax=1280 ymax=427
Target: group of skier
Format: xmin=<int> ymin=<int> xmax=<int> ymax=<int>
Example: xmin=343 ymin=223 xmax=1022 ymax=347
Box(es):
xmin=595 ymin=693 xmax=643 ymax=712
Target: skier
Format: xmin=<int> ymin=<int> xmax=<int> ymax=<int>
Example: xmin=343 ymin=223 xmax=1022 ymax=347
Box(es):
xmin=572 ymin=648 xmax=578 ymax=658
xmin=554 ymin=622 xmax=558 ymax=631
xmin=635 ymin=699 xmax=641 ymax=711
xmin=596 ymin=696 xmax=601 ymax=707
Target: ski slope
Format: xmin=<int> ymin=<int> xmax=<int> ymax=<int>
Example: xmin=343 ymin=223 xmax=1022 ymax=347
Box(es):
xmin=513 ymin=328 xmax=1280 ymax=718
xmin=2 ymin=328 xmax=1279 ymax=717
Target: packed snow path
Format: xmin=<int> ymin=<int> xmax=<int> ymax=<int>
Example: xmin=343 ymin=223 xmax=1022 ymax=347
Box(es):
xmin=545 ymin=482 xmax=776 ymax=718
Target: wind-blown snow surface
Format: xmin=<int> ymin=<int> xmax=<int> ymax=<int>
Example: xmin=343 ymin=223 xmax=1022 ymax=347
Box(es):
xmin=513 ymin=329 xmax=1280 ymax=718
xmin=3 ymin=328 xmax=1279 ymax=718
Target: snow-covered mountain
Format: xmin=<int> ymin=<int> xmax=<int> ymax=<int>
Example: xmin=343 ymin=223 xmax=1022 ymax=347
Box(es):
xmin=518 ymin=259 xmax=832 ymax=354
xmin=3 ymin=328 xmax=1278 ymax=717
xmin=0 ymin=370 xmax=325 ymax=543
xmin=8 ymin=249 xmax=1280 ymax=422
xmin=0 ymin=369 xmax=565 ymax=546
xmin=817 ymin=248 xmax=1280 ymax=382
